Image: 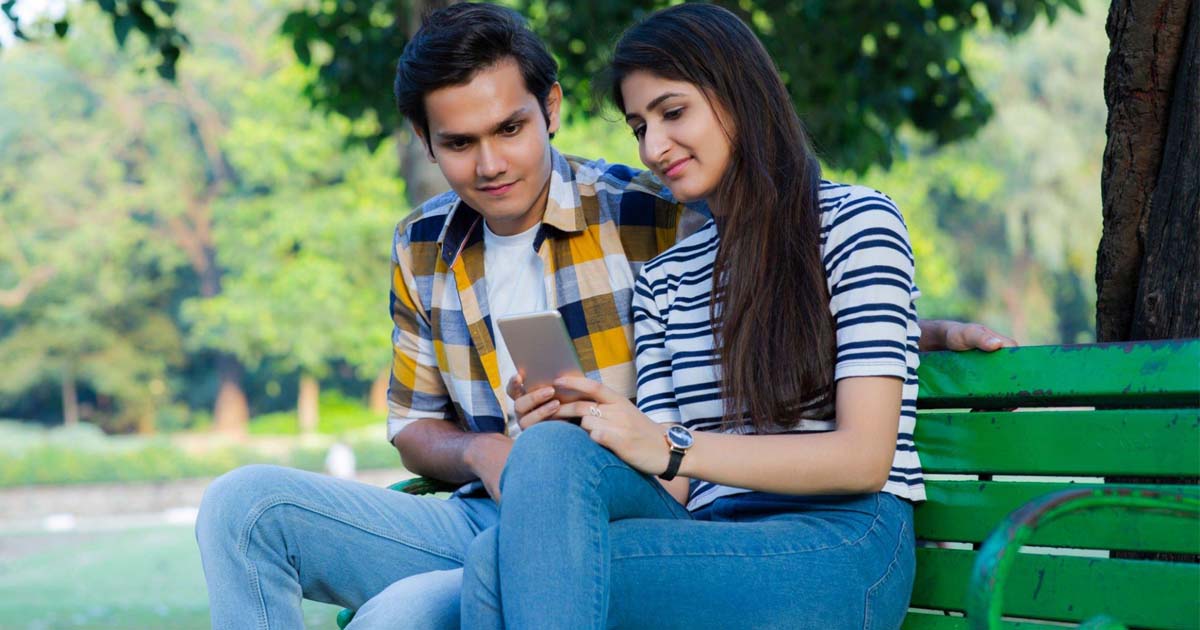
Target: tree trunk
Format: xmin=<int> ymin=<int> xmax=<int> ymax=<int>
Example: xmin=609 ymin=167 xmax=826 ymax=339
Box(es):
xmin=298 ymin=374 xmax=320 ymax=435
xmin=1096 ymin=0 xmax=1194 ymax=341
xmin=369 ymin=368 xmax=390 ymax=414
xmin=135 ymin=403 xmax=156 ymax=435
xmin=213 ymin=355 xmax=250 ymax=437
xmin=397 ymin=0 xmax=452 ymax=211
xmin=399 ymin=129 xmax=449 ymax=208
xmin=1130 ymin=1 xmax=1200 ymax=339
xmin=61 ymin=364 xmax=79 ymax=428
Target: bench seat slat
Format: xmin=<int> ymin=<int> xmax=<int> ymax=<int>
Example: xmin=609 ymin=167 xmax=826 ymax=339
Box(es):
xmin=900 ymin=613 xmax=1055 ymax=630
xmin=914 ymin=481 xmax=1200 ymax=553
xmin=916 ymin=340 xmax=1200 ymax=409
xmin=915 ymin=409 xmax=1200 ymax=476
xmin=910 ymin=547 xmax=1200 ymax=629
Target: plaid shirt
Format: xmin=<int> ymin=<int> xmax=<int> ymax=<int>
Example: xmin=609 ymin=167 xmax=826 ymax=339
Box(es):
xmin=387 ymin=149 xmax=709 ymax=440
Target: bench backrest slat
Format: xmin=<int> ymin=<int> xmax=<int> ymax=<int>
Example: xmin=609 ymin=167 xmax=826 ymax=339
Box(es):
xmin=910 ymin=339 xmax=1199 ymax=629
xmin=914 ymin=481 xmax=1199 ymax=553
xmin=916 ymin=409 xmax=1199 ymax=476
xmin=917 ymin=340 xmax=1200 ymax=409
xmin=910 ymin=548 xmax=1200 ymax=629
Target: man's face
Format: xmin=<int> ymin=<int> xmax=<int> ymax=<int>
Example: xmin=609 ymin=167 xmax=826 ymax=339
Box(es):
xmin=420 ymin=59 xmax=562 ymax=236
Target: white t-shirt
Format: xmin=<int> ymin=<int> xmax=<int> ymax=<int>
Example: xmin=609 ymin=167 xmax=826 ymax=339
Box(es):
xmin=483 ymin=220 xmax=548 ymax=437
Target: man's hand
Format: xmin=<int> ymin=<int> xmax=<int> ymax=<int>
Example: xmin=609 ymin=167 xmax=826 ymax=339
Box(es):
xmin=507 ymin=374 xmax=563 ymax=431
xmin=464 ymin=432 xmax=513 ymax=503
xmin=920 ymin=320 xmax=1018 ymax=352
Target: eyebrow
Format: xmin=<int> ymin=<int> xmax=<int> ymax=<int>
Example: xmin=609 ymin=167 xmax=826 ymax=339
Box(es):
xmin=436 ymin=106 xmax=532 ymax=141
xmin=624 ymin=92 xmax=685 ymax=122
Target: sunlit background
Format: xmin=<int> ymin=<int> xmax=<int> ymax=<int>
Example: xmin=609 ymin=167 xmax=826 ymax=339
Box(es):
xmin=1 ymin=0 xmax=1107 ymax=627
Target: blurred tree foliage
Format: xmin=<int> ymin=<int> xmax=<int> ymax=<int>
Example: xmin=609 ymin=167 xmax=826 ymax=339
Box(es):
xmin=0 ymin=2 xmax=401 ymax=432
xmin=0 ymin=25 xmax=185 ymax=432
xmin=0 ymin=0 xmax=1105 ymax=433
xmin=836 ymin=1 xmax=1105 ymax=343
xmin=277 ymin=0 xmax=1083 ymax=172
xmin=4 ymin=0 xmax=1082 ymax=172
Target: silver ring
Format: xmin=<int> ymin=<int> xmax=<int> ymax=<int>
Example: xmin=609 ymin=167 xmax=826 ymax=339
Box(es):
xmin=588 ymin=405 xmax=603 ymax=419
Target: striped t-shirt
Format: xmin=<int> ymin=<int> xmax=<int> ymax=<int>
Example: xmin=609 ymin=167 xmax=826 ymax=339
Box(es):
xmin=633 ymin=181 xmax=925 ymax=511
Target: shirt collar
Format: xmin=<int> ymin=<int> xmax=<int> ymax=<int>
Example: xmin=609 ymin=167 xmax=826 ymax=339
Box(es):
xmin=437 ymin=148 xmax=584 ymax=266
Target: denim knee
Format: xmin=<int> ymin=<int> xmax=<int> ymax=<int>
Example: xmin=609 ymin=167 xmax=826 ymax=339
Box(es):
xmin=460 ymin=526 xmax=501 ymax=622
xmin=503 ymin=422 xmax=597 ymax=487
xmin=196 ymin=464 xmax=291 ymax=548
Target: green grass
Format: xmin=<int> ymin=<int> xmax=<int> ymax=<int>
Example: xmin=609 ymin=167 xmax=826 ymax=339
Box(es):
xmin=0 ymin=525 xmax=341 ymax=629
xmin=249 ymin=392 xmax=380 ymax=436
xmin=0 ymin=415 xmax=401 ymax=488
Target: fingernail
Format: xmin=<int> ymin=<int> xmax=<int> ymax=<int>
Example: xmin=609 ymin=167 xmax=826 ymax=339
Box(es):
xmin=989 ymin=337 xmax=1002 ymax=345
xmin=548 ymin=400 xmax=560 ymax=409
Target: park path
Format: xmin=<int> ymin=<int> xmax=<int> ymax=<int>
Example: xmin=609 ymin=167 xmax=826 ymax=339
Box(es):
xmin=0 ymin=467 xmax=410 ymax=537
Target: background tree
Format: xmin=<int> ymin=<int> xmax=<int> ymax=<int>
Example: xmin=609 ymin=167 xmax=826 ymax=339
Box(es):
xmin=183 ymin=58 xmax=400 ymax=435
xmin=0 ymin=0 xmax=1165 ymax=438
xmin=843 ymin=3 xmax=1108 ymax=344
xmin=0 ymin=44 xmax=184 ymax=431
xmin=1096 ymin=0 xmax=1198 ymax=341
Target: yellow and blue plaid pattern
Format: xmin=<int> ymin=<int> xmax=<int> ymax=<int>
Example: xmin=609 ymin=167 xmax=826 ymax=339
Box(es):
xmin=388 ymin=149 xmax=709 ymax=437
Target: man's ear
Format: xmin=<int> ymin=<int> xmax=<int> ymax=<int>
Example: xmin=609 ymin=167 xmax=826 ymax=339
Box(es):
xmin=410 ymin=122 xmax=437 ymax=163
xmin=545 ymin=82 xmax=563 ymax=136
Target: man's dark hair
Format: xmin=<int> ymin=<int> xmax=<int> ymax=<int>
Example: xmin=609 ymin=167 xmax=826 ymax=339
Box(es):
xmin=394 ymin=3 xmax=558 ymax=148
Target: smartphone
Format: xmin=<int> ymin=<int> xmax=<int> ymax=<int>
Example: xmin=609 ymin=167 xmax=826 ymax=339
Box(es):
xmin=496 ymin=311 xmax=588 ymax=403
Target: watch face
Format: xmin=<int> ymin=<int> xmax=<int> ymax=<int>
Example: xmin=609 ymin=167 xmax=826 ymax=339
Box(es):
xmin=667 ymin=425 xmax=694 ymax=449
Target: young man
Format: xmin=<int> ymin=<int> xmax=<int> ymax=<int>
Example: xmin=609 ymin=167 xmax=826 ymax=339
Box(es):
xmin=195 ymin=4 xmax=1014 ymax=629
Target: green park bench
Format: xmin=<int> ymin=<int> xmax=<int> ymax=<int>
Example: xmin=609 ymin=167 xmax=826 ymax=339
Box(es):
xmin=338 ymin=339 xmax=1200 ymax=629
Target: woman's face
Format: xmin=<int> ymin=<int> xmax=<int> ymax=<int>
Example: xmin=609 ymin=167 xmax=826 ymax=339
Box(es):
xmin=620 ymin=71 xmax=733 ymax=204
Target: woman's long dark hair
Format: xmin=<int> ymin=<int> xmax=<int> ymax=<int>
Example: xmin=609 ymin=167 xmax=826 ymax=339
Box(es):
xmin=609 ymin=4 xmax=836 ymax=432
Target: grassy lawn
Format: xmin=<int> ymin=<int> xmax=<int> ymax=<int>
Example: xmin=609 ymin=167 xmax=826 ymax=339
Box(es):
xmin=0 ymin=524 xmax=341 ymax=629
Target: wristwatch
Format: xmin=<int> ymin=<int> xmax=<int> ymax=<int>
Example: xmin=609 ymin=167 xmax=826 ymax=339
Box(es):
xmin=658 ymin=425 xmax=694 ymax=481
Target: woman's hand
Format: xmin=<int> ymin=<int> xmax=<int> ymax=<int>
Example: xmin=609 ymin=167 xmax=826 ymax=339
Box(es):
xmin=506 ymin=374 xmax=562 ymax=431
xmin=553 ymin=376 xmax=672 ymax=476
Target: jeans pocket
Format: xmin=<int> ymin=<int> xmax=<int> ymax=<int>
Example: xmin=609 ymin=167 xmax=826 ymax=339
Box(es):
xmin=863 ymin=517 xmax=915 ymax=630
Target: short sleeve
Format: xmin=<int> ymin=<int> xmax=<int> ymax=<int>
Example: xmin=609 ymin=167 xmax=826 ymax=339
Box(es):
xmin=822 ymin=190 xmax=916 ymax=382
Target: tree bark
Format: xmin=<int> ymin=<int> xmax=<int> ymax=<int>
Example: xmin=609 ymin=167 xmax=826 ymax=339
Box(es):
xmin=1096 ymin=0 xmax=1193 ymax=341
xmin=369 ymin=368 xmax=390 ymax=414
xmin=398 ymin=0 xmax=452 ymax=211
xmin=213 ymin=355 xmax=249 ymax=437
xmin=61 ymin=364 xmax=79 ymax=428
xmin=1130 ymin=1 xmax=1200 ymax=339
xmin=298 ymin=374 xmax=320 ymax=435
xmin=399 ymin=128 xmax=449 ymax=208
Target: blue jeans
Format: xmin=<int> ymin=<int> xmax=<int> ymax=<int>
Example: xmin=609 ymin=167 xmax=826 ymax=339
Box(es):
xmin=460 ymin=422 xmax=915 ymax=629
xmin=195 ymin=464 xmax=495 ymax=629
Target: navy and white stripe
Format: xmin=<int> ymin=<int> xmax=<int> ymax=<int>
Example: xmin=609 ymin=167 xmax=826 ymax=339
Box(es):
xmin=634 ymin=181 xmax=925 ymax=511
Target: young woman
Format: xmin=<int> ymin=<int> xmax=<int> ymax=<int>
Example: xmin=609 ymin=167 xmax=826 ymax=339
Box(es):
xmin=461 ymin=5 xmax=923 ymax=628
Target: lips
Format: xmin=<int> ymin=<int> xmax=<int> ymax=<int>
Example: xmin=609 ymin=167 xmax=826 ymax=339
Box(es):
xmin=662 ymin=157 xmax=691 ymax=179
xmin=479 ymin=181 xmax=517 ymax=196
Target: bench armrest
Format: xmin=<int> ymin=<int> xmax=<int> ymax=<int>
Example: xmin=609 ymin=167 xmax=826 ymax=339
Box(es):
xmin=387 ymin=476 xmax=461 ymax=495
xmin=967 ymin=487 xmax=1200 ymax=630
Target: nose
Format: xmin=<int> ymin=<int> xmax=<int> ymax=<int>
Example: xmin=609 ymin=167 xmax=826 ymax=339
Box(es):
xmin=476 ymin=141 xmax=507 ymax=180
xmin=641 ymin=124 xmax=671 ymax=166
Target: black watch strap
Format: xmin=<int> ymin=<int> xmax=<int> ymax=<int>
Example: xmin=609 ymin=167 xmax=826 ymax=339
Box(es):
xmin=659 ymin=449 xmax=684 ymax=481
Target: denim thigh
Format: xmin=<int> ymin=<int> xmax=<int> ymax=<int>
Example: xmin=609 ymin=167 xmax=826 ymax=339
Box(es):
xmin=605 ymin=492 xmax=915 ymax=630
